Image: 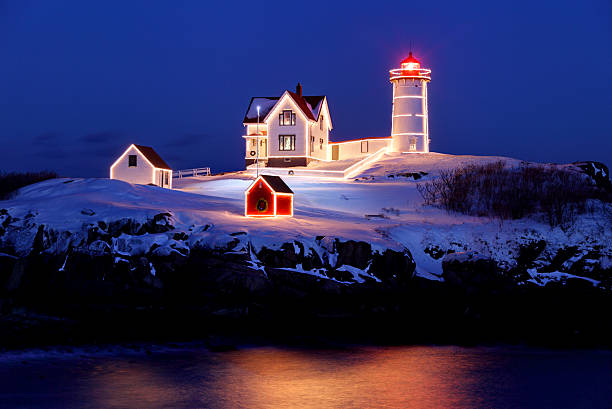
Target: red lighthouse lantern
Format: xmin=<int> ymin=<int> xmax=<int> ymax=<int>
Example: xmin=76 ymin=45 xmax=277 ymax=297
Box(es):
xmin=400 ymin=52 xmax=421 ymax=76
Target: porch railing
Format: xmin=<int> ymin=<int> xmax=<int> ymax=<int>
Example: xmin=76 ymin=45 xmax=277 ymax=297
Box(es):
xmin=173 ymin=167 xmax=211 ymax=178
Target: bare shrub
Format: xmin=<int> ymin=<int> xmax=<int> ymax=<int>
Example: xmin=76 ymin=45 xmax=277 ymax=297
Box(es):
xmin=0 ymin=171 xmax=58 ymax=200
xmin=416 ymin=161 xmax=610 ymax=227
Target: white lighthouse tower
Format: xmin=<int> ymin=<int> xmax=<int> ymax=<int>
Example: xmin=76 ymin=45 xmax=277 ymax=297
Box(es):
xmin=389 ymin=52 xmax=431 ymax=153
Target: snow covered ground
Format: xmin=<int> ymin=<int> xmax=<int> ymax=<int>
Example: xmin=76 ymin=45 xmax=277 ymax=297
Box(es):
xmin=2 ymin=153 xmax=610 ymax=285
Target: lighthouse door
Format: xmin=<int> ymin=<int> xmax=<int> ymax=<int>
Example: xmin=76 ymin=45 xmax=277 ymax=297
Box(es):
xmin=332 ymin=145 xmax=339 ymax=160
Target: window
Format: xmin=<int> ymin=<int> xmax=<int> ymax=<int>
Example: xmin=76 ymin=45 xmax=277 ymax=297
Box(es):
xmin=311 ymin=136 xmax=315 ymax=152
xmin=251 ymin=139 xmax=257 ymax=147
xmin=361 ymin=141 xmax=368 ymax=153
xmin=319 ymin=138 xmax=323 ymax=150
xmin=279 ymin=110 xmax=296 ymax=126
xmin=409 ymin=138 xmax=417 ymax=151
xmin=279 ymin=135 xmax=295 ymax=151
xmin=128 ymin=155 xmax=137 ymax=167
xmin=164 ymin=171 xmax=169 ymax=186
xmin=320 ymin=115 xmax=324 ymax=131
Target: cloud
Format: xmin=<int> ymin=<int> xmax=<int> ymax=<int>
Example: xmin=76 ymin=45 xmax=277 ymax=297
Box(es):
xmin=77 ymin=131 xmax=123 ymax=144
xmin=33 ymin=132 xmax=62 ymax=146
xmin=164 ymin=133 xmax=210 ymax=147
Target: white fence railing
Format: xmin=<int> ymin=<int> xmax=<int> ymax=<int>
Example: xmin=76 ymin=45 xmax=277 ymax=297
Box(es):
xmin=173 ymin=167 xmax=211 ymax=178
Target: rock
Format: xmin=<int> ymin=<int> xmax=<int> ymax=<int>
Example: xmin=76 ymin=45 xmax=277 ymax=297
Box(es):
xmin=369 ymin=248 xmax=415 ymax=283
xmin=335 ymin=240 xmax=372 ymax=269
xmin=257 ymin=243 xmax=299 ymax=268
xmin=517 ymin=240 xmax=546 ymax=266
xmin=573 ymin=161 xmax=611 ymax=191
xmin=80 ymin=208 xmax=95 ymax=216
xmin=0 ymin=253 xmax=17 ymax=289
xmin=442 ymin=251 xmax=509 ymax=294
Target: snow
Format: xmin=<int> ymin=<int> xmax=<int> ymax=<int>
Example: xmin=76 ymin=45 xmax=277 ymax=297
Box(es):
xmin=526 ymin=269 xmax=601 ymax=287
xmin=1 ymin=152 xmax=610 ymax=286
xmin=244 ymin=97 xmax=278 ymax=122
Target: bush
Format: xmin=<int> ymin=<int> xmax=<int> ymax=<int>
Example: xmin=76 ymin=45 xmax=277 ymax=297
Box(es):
xmin=0 ymin=171 xmax=58 ymax=200
xmin=416 ymin=161 xmax=611 ymax=227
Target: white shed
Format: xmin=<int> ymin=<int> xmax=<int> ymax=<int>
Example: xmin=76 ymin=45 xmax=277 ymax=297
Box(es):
xmin=110 ymin=144 xmax=173 ymax=188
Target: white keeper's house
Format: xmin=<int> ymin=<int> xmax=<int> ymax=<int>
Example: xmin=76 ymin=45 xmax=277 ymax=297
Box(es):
xmin=110 ymin=144 xmax=173 ymax=189
xmin=243 ymin=83 xmax=332 ymax=168
xmin=242 ymin=53 xmax=432 ymax=169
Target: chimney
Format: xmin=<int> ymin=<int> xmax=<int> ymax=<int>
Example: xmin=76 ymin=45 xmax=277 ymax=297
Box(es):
xmin=296 ymin=82 xmax=302 ymax=97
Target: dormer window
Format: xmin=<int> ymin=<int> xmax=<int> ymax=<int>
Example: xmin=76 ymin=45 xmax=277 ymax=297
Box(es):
xmin=279 ymin=110 xmax=296 ymax=126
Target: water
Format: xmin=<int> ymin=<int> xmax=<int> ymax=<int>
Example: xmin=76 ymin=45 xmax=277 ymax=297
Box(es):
xmin=0 ymin=345 xmax=610 ymax=408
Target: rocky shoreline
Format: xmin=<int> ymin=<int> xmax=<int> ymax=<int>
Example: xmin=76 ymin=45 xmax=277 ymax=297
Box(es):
xmin=1 ymin=227 xmax=610 ymax=350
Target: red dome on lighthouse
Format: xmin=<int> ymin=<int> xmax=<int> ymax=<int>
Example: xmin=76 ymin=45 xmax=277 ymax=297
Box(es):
xmin=401 ymin=52 xmax=420 ymax=66
xmin=400 ymin=52 xmax=421 ymax=71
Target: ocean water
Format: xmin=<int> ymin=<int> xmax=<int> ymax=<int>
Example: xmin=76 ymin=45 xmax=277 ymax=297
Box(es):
xmin=0 ymin=344 xmax=610 ymax=408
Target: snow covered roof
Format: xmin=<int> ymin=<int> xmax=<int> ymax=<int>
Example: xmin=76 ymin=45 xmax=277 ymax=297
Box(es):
xmin=243 ymin=93 xmax=326 ymax=124
xmin=259 ymin=175 xmax=293 ymax=194
xmin=133 ymin=145 xmax=172 ymax=170
xmin=303 ymin=95 xmax=325 ymax=120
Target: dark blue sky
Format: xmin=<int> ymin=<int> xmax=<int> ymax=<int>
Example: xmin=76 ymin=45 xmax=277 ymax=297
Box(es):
xmin=1 ymin=0 xmax=610 ymax=177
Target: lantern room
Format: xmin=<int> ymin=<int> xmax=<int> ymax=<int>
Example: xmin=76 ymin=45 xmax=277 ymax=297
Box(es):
xmin=245 ymin=175 xmax=294 ymax=217
xmin=389 ymin=52 xmax=431 ymax=81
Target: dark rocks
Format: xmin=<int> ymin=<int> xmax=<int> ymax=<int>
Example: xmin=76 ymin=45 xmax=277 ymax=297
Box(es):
xmin=172 ymin=232 xmax=189 ymax=241
xmin=254 ymin=238 xmax=416 ymax=284
xmin=370 ymin=248 xmax=415 ymax=283
xmin=387 ymin=171 xmax=428 ymax=180
xmin=442 ymin=252 xmax=511 ymax=295
xmin=257 ymin=242 xmax=299 ymax=269
xmin=573 ymin=161 xmax=611 ymax=191
xmin=335 ymin=240 xmax=372 ymax=270
xmin=424 ymin=245 xmax=446 ymax=260
xmin=107 ymin=213 xmax=174 ymax=237
xmin=517 ymin=240 xmax=546 ymax=266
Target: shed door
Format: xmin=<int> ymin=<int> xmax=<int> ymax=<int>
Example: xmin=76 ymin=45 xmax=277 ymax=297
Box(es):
xmin=332 ymin=145 xmax=339 ymax=161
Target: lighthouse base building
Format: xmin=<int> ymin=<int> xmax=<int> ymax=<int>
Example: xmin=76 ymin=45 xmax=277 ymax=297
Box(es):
xmin=241 ymin=54 xmax=431 ymax=170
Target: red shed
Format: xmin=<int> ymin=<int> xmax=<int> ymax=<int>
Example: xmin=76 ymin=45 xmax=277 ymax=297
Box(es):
xmin=245 ymin=175 xmax=294 ymax=217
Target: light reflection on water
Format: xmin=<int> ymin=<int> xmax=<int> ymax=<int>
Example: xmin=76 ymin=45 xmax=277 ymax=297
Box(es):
xmin=1 ymin=345 xmax=610 ymax=408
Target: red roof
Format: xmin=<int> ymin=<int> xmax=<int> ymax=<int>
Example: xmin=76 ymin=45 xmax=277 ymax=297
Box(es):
xmin=401 ymin=52 xmax=421 ymax=65
xmin=133 ymin=144 xmax=172 ymax=170
xmin=243 ymin=92 xmax=325 ymax=124
xmin=287 ymin=91 xmax=317 ymax=121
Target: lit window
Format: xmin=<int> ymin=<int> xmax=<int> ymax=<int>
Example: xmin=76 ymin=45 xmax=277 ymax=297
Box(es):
xmin=409 ymin=138 xmax=417 ymax=151
xmin=361 ymin=141 xmax=368 ymax=153
xmin=128 ymin=155 xmax=137 ymax=167
xmin=279 ymin=110 xmax=296 ymax=126
xmin=279 ymin=135 xmax=295 ymax=151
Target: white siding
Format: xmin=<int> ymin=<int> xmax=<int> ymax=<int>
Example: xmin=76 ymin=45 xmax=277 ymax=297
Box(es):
xmin=110 ymin=146 xmax=155 ymax=185
xmin=330 ymin=138 xmax=391 ymax=161
xmin=110 ymin=145 xmax=172 ymax=188
xmin=308 ymin=99 xmax=331 ymax=161
xmin=154 ymin=169 xmax=173 ymax=189
xmin=266 ymin=95 xmax=309 ymax=158
xmin=391 ymin=78 xmax=429 ymax=153
xmin=245 ymin=137 xmax=268 ymax=159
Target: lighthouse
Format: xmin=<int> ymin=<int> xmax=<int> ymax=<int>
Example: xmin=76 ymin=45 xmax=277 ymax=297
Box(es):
xmin=389 ymin=52 xmax=431 ymax=153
